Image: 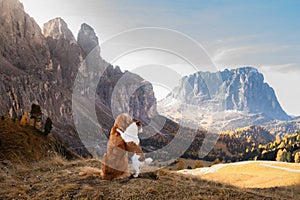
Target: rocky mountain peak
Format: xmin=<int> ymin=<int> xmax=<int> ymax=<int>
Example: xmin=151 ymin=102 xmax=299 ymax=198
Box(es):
xmin=43 ymin=17 xmax=76 ymax=43
xmin=77 ymin=23 xmax=99 ymax=56
xmin=1 ymin=0 xmax=24 ymax=14
xmin=164 ymin=67 xmax=290 ymax=121
xmin=220 ymin=67 xmax=263 ymax=84
xmin=229 ymin=66 xmax=258 ymax=74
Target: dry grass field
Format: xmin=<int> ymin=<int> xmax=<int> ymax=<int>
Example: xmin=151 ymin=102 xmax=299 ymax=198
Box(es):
xmin=178 ymin=161 xmax=300 ymax=190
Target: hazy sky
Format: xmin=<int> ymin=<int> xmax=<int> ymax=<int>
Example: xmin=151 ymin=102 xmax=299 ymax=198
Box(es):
xmin=19 ymin=0 xmax=300 ymax=116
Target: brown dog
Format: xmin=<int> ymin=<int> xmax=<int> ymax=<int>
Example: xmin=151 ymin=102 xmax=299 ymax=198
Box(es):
xmin=101 ymin=113 xmax=146 ymax=180
xmin=117 ymin=118 xmax=153 ymax=177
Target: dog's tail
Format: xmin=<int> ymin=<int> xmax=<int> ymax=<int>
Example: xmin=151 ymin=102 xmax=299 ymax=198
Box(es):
xmin=79 ymin=167 xmax=102 ymax=177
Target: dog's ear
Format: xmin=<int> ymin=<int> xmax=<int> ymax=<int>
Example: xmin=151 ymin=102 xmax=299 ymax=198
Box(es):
xmin=133 ymin=118 xmax=142 ymax=126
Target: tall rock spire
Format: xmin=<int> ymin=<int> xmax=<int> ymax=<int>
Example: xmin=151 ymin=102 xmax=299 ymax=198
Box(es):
xmin=43 ymin=17 xmax=76 ymax=42
xmin=77 ymin=23 xmax=100 ymax=57
xmin=43 ymin=17 xmax=82 ymax=88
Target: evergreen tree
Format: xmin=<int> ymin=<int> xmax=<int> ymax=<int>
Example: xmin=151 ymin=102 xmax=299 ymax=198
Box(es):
xmin=44 ymin=117 xmax=52 ymax=135
xmin=30 ymin=104 xmax=42 ymax=128
xmin=295 ymin=152 xmax=300 ymax=163
xmin=286 ymin=151 xmax=293 ymax=162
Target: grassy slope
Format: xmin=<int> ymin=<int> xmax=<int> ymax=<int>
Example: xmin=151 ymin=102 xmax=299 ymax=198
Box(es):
xmin=0 ymin=118 xmax=77 ymax=164
xmin=1 ymin=158 xmax=299 ymax=200
xmin=0 ymin=118 xmax=54 ymax=164
xmin=0 ymin=118 xmax=299 ymax=199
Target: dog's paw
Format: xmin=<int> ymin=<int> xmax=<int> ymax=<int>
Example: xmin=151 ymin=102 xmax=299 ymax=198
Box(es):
xmin=145 ymin=158 xmax=153 ymax=164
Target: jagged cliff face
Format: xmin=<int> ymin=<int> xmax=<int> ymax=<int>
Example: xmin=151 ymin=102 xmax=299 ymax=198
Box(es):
xmin=0 ymin=0 xmax=158 ymax=156
xmin=0 ymin=0 xmax=50 ymax=74
xmin=0 ymin=0 xmax=87 ymax=155
xmin=166 ymin=67 xmax=290 ymax=121
xmin=75 ymin=23 xmax=157 ymax=123
xmin=0 ymin=0 xmax=53 ymax=119
xmin=77 ymin=23 xmax=100 ymax=58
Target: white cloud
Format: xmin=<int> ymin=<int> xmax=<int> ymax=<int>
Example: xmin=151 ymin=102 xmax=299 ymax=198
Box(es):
xmin=261 ymin=63 xmax=300 ymax=74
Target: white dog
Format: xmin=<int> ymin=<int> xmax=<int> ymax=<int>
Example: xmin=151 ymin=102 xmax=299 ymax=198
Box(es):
xmin=131 ymin=153 xmax=153 ymax=177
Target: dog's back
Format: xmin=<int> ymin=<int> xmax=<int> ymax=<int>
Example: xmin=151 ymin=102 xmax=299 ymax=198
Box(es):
xmin=101 ymin=126 xmax=130 ymax=179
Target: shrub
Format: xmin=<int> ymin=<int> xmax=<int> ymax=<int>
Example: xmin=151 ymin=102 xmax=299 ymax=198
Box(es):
xmin=211 ymin=158 xmax=221 ymax=166
xmin=177 ymin=159 xmax=185 ymax=170
xmin=194 ymin=160 xmax=204 ymax=169
xmin=20 ymin=113 xmax=29 ymax=126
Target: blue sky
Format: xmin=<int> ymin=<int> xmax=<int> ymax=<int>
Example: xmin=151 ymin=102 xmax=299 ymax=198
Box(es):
xmin=19 ymin=0 xmax=300 ymax=115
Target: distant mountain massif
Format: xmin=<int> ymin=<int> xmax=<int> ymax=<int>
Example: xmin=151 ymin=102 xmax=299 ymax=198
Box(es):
xmin=159 ymin=67 xmax=298 ymax=133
